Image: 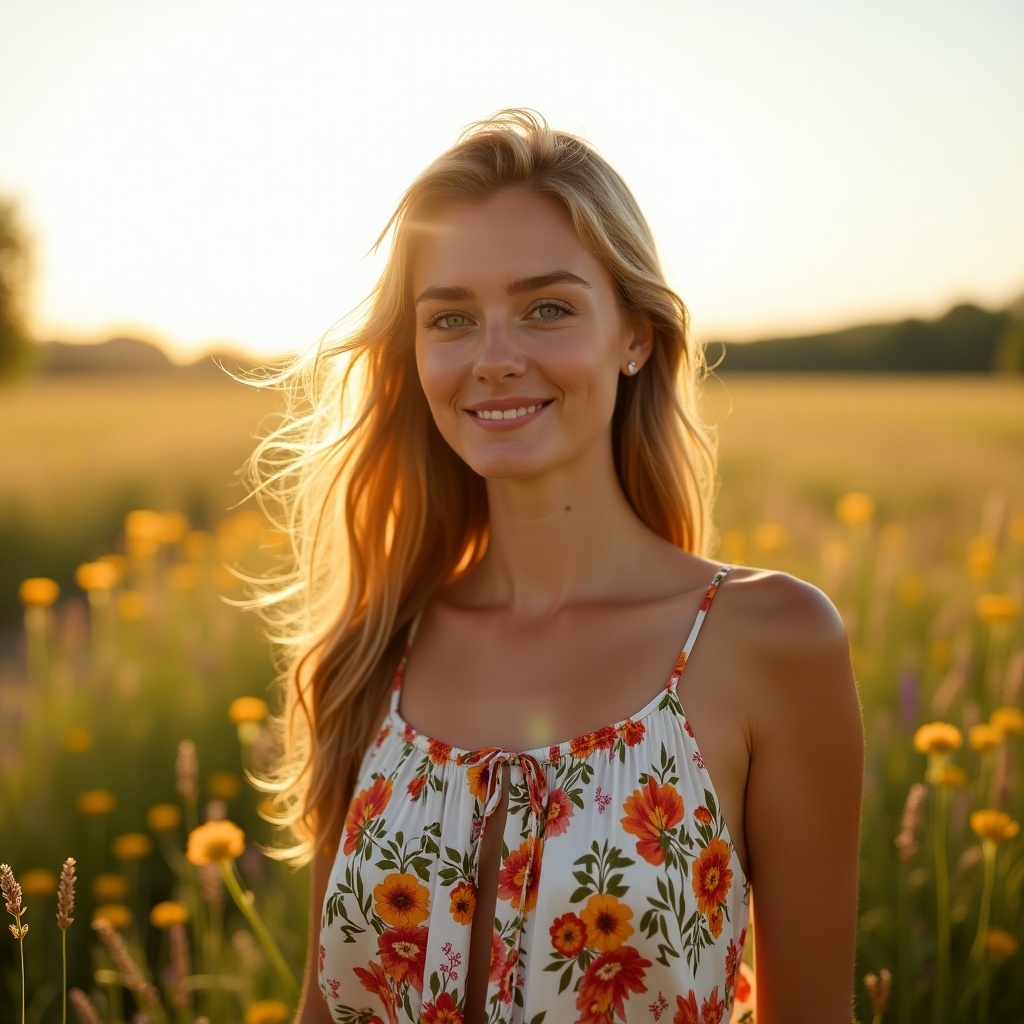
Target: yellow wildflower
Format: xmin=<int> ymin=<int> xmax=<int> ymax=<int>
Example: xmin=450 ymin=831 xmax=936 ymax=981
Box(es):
xmin=62 ymin=727 xmax=93 ymax=754
xmin=991 ymin=706 xmax=1024 ymax=736
xmin=146 ymin=803 xmax=182 ymax=832
xmin=124 ymin=509 xmax=166 ymax=557
xmin=75 ymin=561 xmax=118 ymax=592
xmin=835 ymin=492 xmax=874 ymax=526
xmin=243 ymin=1000 xmax=290 ymax=1024
xmin=92 ymin=904 xmax=132 ymax=930
xmin=186 ymin=820 xmax=245 ymax=865
xmin=92 ymin=874 xmax=129 ymax=901
xmin=208 ymin=772 xmax=241 ymax=801
xmin=111 ymin=833 xmax=153 ymax=862
xmin=968 ymin=723 xmax=1003 ymax=751
xmin=19 ymin=577 xmax=59 ymax=607
xmin=984 ymin=928 xmax=1019 ymax=960
xmin=752 ymin=522 xmax=787 ymax=554
xmin=913 ymin=723 xmax=963 ymax=756
xmin=149 ymin=901 xmax=190 ymax=930
xmin=976 ymin=594 xmax=1020 ymax=625
xmin=20 ymin=869 xmax=57 ymax=898
xmin=77 ymin=789 xmax=116 ymax=817
xmin=228 ymin=696 xmax=269 ymax=724
xmin=97 ymin=554 xmax=129 ymax=581
xmin=926 ymin=764 xmax=968 ymax=788
xmin=970 ymin=809 xmax=1020 ymax=844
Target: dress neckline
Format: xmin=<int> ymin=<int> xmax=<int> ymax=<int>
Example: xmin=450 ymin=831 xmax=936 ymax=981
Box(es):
xmin=387 ymin=566 xmax=731 ymax=767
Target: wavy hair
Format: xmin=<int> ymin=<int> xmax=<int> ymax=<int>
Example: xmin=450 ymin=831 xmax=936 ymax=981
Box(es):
xmin=249 ymin=109 xmax=716 ymax=864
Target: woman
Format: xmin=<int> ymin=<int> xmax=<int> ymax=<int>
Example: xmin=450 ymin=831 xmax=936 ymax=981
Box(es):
xmin=256 ymin=110 xmax=863 ymax=1024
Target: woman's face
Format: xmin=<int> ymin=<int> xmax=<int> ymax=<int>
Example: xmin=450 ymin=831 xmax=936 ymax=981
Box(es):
xmin=412 ymin=190 xmax=647 ymax=482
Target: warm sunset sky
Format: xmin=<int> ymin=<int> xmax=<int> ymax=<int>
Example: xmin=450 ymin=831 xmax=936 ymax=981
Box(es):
xmin=1 ymin=0 xmax=1022 ymax=361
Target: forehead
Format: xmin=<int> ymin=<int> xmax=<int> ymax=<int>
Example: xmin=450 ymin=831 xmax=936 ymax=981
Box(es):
xmin=409 ymin=191 xmax=609 ymax=291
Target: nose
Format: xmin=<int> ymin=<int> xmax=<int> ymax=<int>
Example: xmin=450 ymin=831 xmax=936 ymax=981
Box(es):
xmin=473 ymin=319 xmax=526 ymax=382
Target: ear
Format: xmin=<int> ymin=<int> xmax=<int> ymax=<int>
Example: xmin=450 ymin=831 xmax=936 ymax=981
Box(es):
xmin=621 ymin=314 xmax=654 ymax=374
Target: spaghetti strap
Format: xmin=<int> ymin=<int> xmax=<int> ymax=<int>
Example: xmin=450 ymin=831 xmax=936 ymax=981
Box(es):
xmin=676 ymin=566 xmax=731 ymax=674
xmin=389 ymin=611 xmax=425 ymax=712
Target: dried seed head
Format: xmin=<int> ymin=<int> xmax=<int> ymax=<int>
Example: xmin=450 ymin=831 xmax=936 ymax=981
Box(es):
xmin=864 ymin=969 xmax=893 ymax=1015
xmin=57 ymin=857 xmax=77 ymax=930
xmin=176 ymin=739 xmax=198 ymax=801
xmin=169 ymin=922 xmax=193 ymax=1011
xmin=894 ymin=783 xmax=928 ymax=863
xmin=91 ymin=916 xmax=161 ymax=1005
xmin=1 ymin=863 xmax=24 ymax=918
xmin=69 ymin=988 xmax=104 ymax=1024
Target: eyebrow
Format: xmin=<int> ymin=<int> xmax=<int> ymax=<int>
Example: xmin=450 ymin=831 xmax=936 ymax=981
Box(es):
xmin=414 ymin=271 xmax=592 ymax=305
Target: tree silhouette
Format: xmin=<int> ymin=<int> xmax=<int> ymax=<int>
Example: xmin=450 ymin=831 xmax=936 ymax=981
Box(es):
xmin=0 ymin=198 xmax=32 ymax=379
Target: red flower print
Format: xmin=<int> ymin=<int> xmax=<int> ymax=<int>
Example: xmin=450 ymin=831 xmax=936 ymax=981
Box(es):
xmin=674 ymin=650 xmax=687 ymax=675
xmin=374 ymin=724 xmax=392 ymax=748
xmin=402 ymin=724 xmax=415 ymax=743
xmin=701 ymin=986 xmax=726 ymax=1024
xmin=498 ymin=947 xmax=519 ymax=1003
xmin=620 ymin=777 xmax=684 ymax=865
xmin=574 ymin=945 xmax=652 ymax=1023
xmin=570 ymin=732 xmax=599 ymax=759
xmin=595 ymin=725 xmax=618 ymax=751
xmin=544 ymin=787 xmax=575 ymax=837
xmin=449 ymin=881 xmax=476 ymax=924
xmin=736 ymin=966 xmax=752 ymax=1002
xmin=549 ymin=744 xmax=562 ymax=763
xmin=706 ymin=905 xmax=724 ymax=939
xmin=377 ymin=925 xmax=428 ymax=992
xmin=550 ymin=912 xmax=587 ymax=958
xmin=343 ymin=776 xmax=393 ymax=855
xmin=673 ymin=991 xmax=699 ymax=1024
xmin=496 ymin=838 xmax=542 ymax=911
xmin=427 ymin=738 xmax=451 ymax=764
xmin=694 ymin=805 xmax=712 ymax=825
xmin=620 ymin=718 xmax=645 ymax=747
xmin=422 ymin=991 xmax=464 ymax=1024
xmin=353 ymin=961 xmax=399 ymax=1024
xmin=725 ymin=935 xmax=742 ymax=990
xmin=691 ymin=838 xmax=733 ymax=915
xmin=488 ymin=930 xmax=505 ymax=983
xmin=407 ymin=774 xmax=427 ymax=801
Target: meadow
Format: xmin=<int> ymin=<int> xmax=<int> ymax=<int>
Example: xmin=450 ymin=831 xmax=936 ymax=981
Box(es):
xmin=1 ymin=371 xmax=1022 ymax=1023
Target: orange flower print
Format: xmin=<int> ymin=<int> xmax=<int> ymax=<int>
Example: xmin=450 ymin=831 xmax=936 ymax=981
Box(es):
xmin=449 ymin=882 xmax=476 ymax=924
xmin=581 ymin=893 xmax=634 ymax=952
xmin=691 ymin=838 xmax=733 ymax=915
xmin=595 ymin=725 xmax=618 ymax=751
xmin=620 ymin=777 xmax=684 ymax=865
xmin=488 ymin=931 xmax=506 ymax=984
xmin=674 ymin=991 xmax=699 ymax=1024
xmin=427 ymin=738 xmax=451 ymax=764
xmin=373 ymin=872 xmax=430 ymax=927
xmin=353 ymin=962 xmax=399 ymax=1024
xmin=545 ymin=787 xmax=575 ymax=838
xmin=694 ymin=805 xmax=713 ymax=825
xmin=467 ymin=761 xmax=491 ymax=802
xmin=377 ymin=925 xmax=428 ymax=992
xmin=570 ymin=732 xmax=599 ymax=759
xmin=620 ymin=718 xmax=645 ymax=747
xmin=701 ymin=986 xmax=726 ymax=1024
xmin=496 ymin=838 xmax=542 ymax=912
xmin=725 ymin=931 xmax=744 ymax=991
xmin=707 ymin=905 xmax=724 ymax=939
xmin=407 ymin=774 xmax=427 ymax=801
xmin=422 ymin=991 xmax=463 ymax=1024
xmin=574 ymin=945 xmax=652 ymax=1023
xmin=498 ymin=947 xmax=519 ymax=1004
xmin=343 ymin=776 xmax=393 ymax=855
xmin=550 ymin=912 xmax=587 ymax=958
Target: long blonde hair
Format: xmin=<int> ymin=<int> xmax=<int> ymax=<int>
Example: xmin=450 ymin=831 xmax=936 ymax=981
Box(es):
xmin=250 ymin=110 xmax=716 ymax=864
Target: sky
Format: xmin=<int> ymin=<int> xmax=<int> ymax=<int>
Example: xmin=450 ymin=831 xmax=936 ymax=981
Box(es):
xmin=1 ymin=0 xmax=1022 ymax=362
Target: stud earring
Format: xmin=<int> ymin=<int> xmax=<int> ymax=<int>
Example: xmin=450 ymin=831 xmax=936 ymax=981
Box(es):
xmin=626 ymin=360 xmax=638 ymax=375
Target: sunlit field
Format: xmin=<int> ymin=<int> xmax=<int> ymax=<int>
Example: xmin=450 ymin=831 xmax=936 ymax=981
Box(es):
xmin=1 ymin=372 xmax=1022 ymax=1023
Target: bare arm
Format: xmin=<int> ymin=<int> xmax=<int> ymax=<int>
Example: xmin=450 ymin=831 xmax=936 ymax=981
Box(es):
xmin=294 ymin=846 xmax=335 ymax=1024
xmin=741 ymin=576 xmax=864 ymax=1023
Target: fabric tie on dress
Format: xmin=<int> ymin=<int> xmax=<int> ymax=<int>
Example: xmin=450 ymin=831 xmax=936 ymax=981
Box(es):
xmin=464 ymin=747 xmax=549 ymax=836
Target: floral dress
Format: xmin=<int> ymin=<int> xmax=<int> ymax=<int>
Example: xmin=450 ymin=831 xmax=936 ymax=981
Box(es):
xmin=319 ymin=567 xmax=752 ymax=1024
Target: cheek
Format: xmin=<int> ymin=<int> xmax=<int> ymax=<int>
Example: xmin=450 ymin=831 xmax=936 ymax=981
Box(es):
xmin=415 ymin=342 xmax=461 ymax=413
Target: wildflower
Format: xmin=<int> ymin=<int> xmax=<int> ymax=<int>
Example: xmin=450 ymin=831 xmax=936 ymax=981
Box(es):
xmin=186 ymin=820 xmax=246 ymax=865
xmin=926 ymin=764 xmax=968 ymax=788
xmin=176 ymin=739 xmax=199 ymax=801
xmin=752 ymin=522 xmax=787 ymax=554
xmin=895 ymin=783 xmax=927 ymax=862
xmin=69 ymin=989 xmax=104 ymax=1024
xmin=864 ymin=969 xmax=892 ymax=1017
xmin=20 ymin=869 xmax=57 ymax=897
xmin=1 ymin=863 xmax=28 ymax=939
xmin=111 ymin=832 xmax=152 ymax=861
xmin=57 ymin=858 xmax=76 ymax=930
xmin=243 ymin=999 xmax=290 ymax=1024
xmin=149 ymin=900 xmax=190 ymax=930
xmin=18 ymin=577 xmax=59 ymax=607
xmin=970 ymin=810 xmax=1020 ymax=844
xmin=913 ymin=722 xmax=963 ymax=756
xmin=169 ymin=922 xmax=192 ymax=1010
xmin=146 ymin=802 xmax=182 ymax=832
xmin=62 ymin=727 xmax=93 ymax=753
xmin=76 ymin=788 xmax=116 ymax=816
xmin=984 ymin=928 xmax=1019 ymax=960
xmin=91 ymin=904 xmax=133 ymax=930
xmin=207 ymin=772 xmax=242 ymax=800
xmin=976 ymin=594 xmax=1020 ymax=625
xmin=74 ymin=561 xmax=118 ymax=592
xmin=835 ymin=491 xmax=874 ymax=525
xmin=969 ymin=723 xmax=1004 ymax=751
xmin=991 ymin=706 xmax=1024 ymax=736
xmin=92 ymin=916 xmax=158 ymax=1003
xmin=124 ymin=509 xmax=166 ymax=557
xmin=229 ymin=696 xmax=269 ymax=724
xmin=92 ymin=873 xmax=129 ymax=901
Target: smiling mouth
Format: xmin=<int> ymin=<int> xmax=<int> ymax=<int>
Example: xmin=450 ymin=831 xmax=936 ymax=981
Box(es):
xmin=473 ymin=402 xmax=550 ymax=421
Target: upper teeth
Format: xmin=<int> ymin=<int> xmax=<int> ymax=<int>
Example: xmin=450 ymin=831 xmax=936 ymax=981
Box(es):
xmin=475 ymin=404 xmax=541 ymax=420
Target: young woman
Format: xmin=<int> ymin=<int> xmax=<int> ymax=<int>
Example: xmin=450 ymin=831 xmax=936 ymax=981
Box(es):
xmin=256 ymin=110 xmax=863 ymax=1024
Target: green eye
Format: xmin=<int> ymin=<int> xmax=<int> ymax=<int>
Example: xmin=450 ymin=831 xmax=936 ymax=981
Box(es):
xmin=532 ymin=302 xmax=570 ymax=321
xmin=440 ymin=314 xmax=470 ymax=329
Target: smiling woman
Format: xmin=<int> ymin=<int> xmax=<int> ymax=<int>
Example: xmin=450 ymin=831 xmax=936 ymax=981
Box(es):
xmin=250 ymin=111 xmax=863 ymax=1024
